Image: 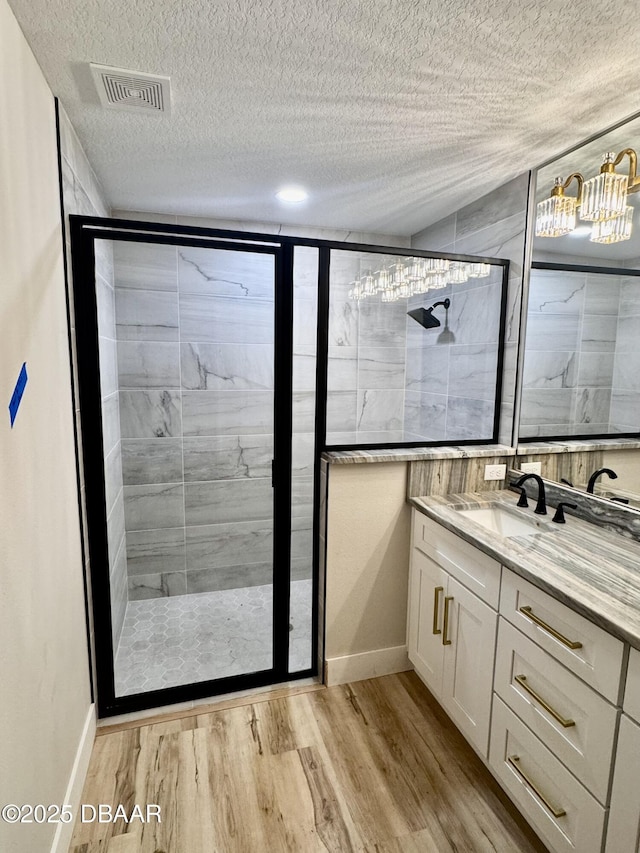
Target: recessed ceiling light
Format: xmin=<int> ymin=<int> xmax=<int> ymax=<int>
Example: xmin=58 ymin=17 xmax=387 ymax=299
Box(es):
xmin=275 ymin=186 xmax=308 ymax=203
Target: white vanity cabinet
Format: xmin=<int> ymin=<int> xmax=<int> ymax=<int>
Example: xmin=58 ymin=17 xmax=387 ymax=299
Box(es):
xmin=408 ymin=510 xmax=499 ymax=756
xmin=606 ymin=649 xmax=640 ymax=853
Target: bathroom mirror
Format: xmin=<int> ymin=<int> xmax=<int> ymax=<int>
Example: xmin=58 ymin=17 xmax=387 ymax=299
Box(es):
xmin=518 ymin=112 xmax=640 ymax=443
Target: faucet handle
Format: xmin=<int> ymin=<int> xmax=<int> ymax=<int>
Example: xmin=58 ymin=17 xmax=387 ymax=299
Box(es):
xmin=552 ymin=502 xmax=577 ymax=524
xmin=516 ymin=487 xmax=528 ymax=508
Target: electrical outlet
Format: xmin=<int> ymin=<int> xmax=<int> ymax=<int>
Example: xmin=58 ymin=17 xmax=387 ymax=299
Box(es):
xmin=484 ymin=464 xmax=506 ymax=481
xmin=520 ymin=461 xmax=542 ymax=475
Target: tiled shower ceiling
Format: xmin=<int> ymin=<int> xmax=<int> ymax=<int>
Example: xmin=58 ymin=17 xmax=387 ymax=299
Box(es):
xmin=8 ymin=0 xmax=640 ymax=234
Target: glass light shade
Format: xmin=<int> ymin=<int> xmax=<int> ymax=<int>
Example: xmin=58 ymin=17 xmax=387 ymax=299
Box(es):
xmin=430 ymin=273 xmax=448 ymax=289
xmin=447 ymin=264 xmax=468 ymax=284
xmin=535 ymin=195 xmax=577 ymax=237
xmin=424 ymin=257 xmax=449 ymax=274
xmin=392 ymin=262 xmax=407 ymax=285
xmin=580 ymin=171 xmax=628 ymax=222
xmin=376 ymin=269 xmax=390 ymax=291
xmin=467 ymin=263 xmax=491 ymax=278
xmin=362 ymin=273 xmax=376 ymax=295
xmin=407 ymin=259 xmax=425 ymax=280
xmin=589 ymin=206 xmax=633 ymax=243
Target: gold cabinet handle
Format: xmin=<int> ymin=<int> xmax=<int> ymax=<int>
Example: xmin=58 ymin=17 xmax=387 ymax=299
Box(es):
xmin=515 ymin=675 xmax=576 ymax=728
xmin=432 ymin=586 xmax=443 ymax=635
xmin=442 ymin=596 xmax=453 ymax=646
xmin=507 ymin=755 xmax=566 ymax=818
xmin=519 ymin=606 xmax=583 ymax=650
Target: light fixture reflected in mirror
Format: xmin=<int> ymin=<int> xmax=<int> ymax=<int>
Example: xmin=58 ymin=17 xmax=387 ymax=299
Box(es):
xmin=347 ymin=258 xmax=490 ymax=302
xmin=535 ymin=147 xmax=640 ymax=244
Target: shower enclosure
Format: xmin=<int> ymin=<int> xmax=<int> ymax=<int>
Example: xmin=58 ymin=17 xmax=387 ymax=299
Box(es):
xmin=70 ymin=216 xmax=507 ymax=716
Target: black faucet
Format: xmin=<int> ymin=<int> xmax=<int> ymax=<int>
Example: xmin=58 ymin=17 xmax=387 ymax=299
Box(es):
xmin=514 ymin=473 xmax=547 ymax=515
xmin=552 ymin=502 xmax=577 ymax=524
xmin=586 ymin=468 xmax=618 ymax=494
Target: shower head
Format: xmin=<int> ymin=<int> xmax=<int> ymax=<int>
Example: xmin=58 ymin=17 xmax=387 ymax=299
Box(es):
xmin=407 ymin=298 xmax=450 ymax=330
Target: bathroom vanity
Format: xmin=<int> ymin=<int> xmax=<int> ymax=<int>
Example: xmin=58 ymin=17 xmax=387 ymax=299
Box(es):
xmin=408 ymin=490 xmax=640 ymax=853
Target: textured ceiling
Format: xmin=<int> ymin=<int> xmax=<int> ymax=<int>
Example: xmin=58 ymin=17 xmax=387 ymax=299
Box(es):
xmin=8 ymin=0 xmax=640 ymax=235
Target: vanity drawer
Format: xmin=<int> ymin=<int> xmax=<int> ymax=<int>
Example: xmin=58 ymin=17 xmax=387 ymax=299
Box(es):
xmin=624 ymin=647 xmax=640 ymax=723
xmin=411 ymin=509 xmax=500 ymax=608
xmin=500 ymin=569 xmax=624 ymax=702
xmin=494 ymin=618 xmax=618 ymax=804
xmin=489 ymin=696 xmax=606 ymax=853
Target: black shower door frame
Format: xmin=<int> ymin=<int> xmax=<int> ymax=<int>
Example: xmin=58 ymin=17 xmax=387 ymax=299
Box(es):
xmin=70 ymin=216 xmax=300 ymax=716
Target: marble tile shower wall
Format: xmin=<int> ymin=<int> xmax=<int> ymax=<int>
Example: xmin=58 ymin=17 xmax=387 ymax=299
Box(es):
xmin=411 ymin=173 xmax=531 ymax=445
xmin=404 ymin=273 xmax=502 ymax=442
xmin=611 ymin=276 xmax=640 ymax=432
xmin=114 ymin=243 xmax=317 ymax=600
xmin=57 ymin=106 xmax=128 ymax=655
xmin=520 ymin=270 xmax=621 ymax=437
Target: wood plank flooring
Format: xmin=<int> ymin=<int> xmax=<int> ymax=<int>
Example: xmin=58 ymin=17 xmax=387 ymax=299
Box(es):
xmin=70 ymin=672 xmax=548 ymax=852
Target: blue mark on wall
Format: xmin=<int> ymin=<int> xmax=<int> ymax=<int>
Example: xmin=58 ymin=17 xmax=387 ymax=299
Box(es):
xmin=9 ymin=363 xmax=28 ymax=427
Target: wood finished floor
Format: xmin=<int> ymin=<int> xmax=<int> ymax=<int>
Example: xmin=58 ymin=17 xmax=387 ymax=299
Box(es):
xmin=70 ymin=672 xmax=548 ymax=852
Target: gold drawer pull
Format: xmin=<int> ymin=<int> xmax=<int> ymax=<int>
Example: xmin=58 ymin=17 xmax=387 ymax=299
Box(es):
xmin=432 ymin=586 xmax=443 ymax=635
xmin=519 ymin=606 xmax=583 ymax=650
xmin=443 ymin=596 xmax=453 ymax=646
xmin=515 ymin=675 xmax=576 ymax=728
xmin=507 ymin=755 xmax=566 ymax=818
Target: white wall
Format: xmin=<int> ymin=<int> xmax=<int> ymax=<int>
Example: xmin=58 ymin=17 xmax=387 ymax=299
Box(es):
xmin=324 ymin=462 xmax=411 ymax=684
xmin=0 ymin=3 xmax=94 ymax=851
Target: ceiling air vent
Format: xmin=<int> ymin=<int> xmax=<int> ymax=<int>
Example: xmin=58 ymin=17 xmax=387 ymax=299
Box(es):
xmin=90 ymin=63 xmax=171 ymax=113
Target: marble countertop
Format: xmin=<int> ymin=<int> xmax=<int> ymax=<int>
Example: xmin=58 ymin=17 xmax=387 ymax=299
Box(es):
xmin=517 ymin=438 xmax=640 ymax=455
xmin=410 ymin=489 xmax=640 ymax=650
xmin=323 ymin=444 xmax=516 ymax=464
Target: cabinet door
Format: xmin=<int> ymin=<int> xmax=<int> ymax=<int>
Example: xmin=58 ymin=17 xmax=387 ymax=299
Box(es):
xmin=441 ymin=576 xmax=497 ymax=757
xmin=408 ymin=548 xmax=447 ymax=696
xmin=606 ymin=715 xmax=640 ymax=853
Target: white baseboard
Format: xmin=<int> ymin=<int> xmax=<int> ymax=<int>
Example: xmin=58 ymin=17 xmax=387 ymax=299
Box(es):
xmin=324 ymin=644 xmax=411 ymax=686
xmin=50 ymin=704 xmax=96 ymax=853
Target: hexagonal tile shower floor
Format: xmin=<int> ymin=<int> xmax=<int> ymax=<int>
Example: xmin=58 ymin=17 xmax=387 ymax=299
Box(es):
xmin=114 ymin=579 xmax=312 ymax=696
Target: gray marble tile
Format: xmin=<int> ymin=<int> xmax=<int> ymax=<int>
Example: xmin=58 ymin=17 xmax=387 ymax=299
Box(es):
xmin=113 ymin=241 xmax=177 ymax=291
xmin=574 ymin=387 xmax=611 ymax=426
xmin=183 ymin=434 xmax=272 ymax=481
xmin=580 ymin=315 xmax=617 ymax=352
xmin=99 ymin=336 xmax=118 ymax=398
xmin=358 ymin=346 xmax=406 ymax=389
xmin=454 ymin=214 xmax=525 ymax=274
xmin=292 ymin=391 xmax=317 ymax=433
xmin=121 ymin=439 xmax=183 ymax=485
xmin=616 ymin=315 xmax=640 ymax=353
xmin=293 ymin=346 xmax=318 ymax=392
xmin=610 ymin=391 xmax=640 ymax=431
xmin=354 ymin=430 xmax=407 ymax=443
xmin=293 ymin=245 xmax=320 ymax=298
xmin=524 ymin=313 xmax=580 ymax=352
xmin=117 ymin=341 xmax=181 ymax=389
xmin=110 ymin=540 xmax=128 ymax=653
xmin=294 ymin=297 xmax=319 ymax=348
xmin=101 ymin=392 xmax=121 ymax=456
xmin=448 ymin=344 xmax=499 ymax=400
xmin=291 ymin=476 xmax=314 ymax=518
xmin=328 ymin=298 xmax=358 ymax=347
xmin=357 ymin=298 xmax=407 ymax=347
xmin=405 ymin=346 xmax=449 ymax=395
xmin=107 ymin=492 xmax=126 ymax=573
xmin=445 ymin=396 xmax=495 ymax=440
xmin=326 ymin=346 xmax=357 ymax=392
xmin=454 ymin=175 xmax=529 ymax=241
xmin=104 ymin=445 xmax=124 ymax=515
xmin=357 ymin=389 xmax=404 ymax=432
xmin=326 ymin=391 xmax=357 ymax=432
xmin=528 ymin=272 xmax=585 ymax=314
xmin=180 ymin=294 xmax=274 ymax=344
xmin=180 ymin=343 xmax=274 ymax=390
xmin=185 ymin=478 xmax=272 ymax=526
xmin=522 ymin=351 xmax=577 ymax=390
xmin=448 ymin=282 xmax=502 ymax=346
xmin=578 ymin=352 xmax=615 ymax=388
xmin=404 ymin=390 xmax=447 ymax=439
xmin=186 ymin=520 xmax=273 ymax=570
xmin=126 ymin=528 xmax=186 ymax=576
xmin=619 ymin=278 xmax=640 ymax=314
xmin=129 ymin=571 xmax=187 ymax=600
xmin=115 ymin=289 xmax=179 ymax=341
xmin=291 ymin=517 xmax=313 ymax=560
xmin=124 ymin=484 xmax=185 ymax=531
xmin=411 ymin=214 xmax=456 ymax=250
xmin=292 ymin=433 xmax=315 ymax=476
xmin=519 ymin=389 xmax=574 ymax=426
xmin=186 ymin=562 xmax=272 ymax=593
xmin=584 ymin=275 xmax=621 ymax=315
xmin=505 ymin=273 xmax=523 ymax=344
xmin=119 ymin=390 xmax=182 ymax=438
xmin=177 ymin=247 xmax=275 ymax=298
xmin=97 ymin=275 xmax=116 ymax=339
xmin=182 ymin=390 xmax=273 ymax=436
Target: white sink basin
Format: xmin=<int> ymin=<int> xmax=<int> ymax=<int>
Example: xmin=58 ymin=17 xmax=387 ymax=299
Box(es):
xmin=457 ymin=506 xmax=547 ymax=538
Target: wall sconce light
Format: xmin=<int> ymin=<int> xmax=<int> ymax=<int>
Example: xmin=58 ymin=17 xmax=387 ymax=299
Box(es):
xmin=535 ymin=148 xmax=640 ymax=244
